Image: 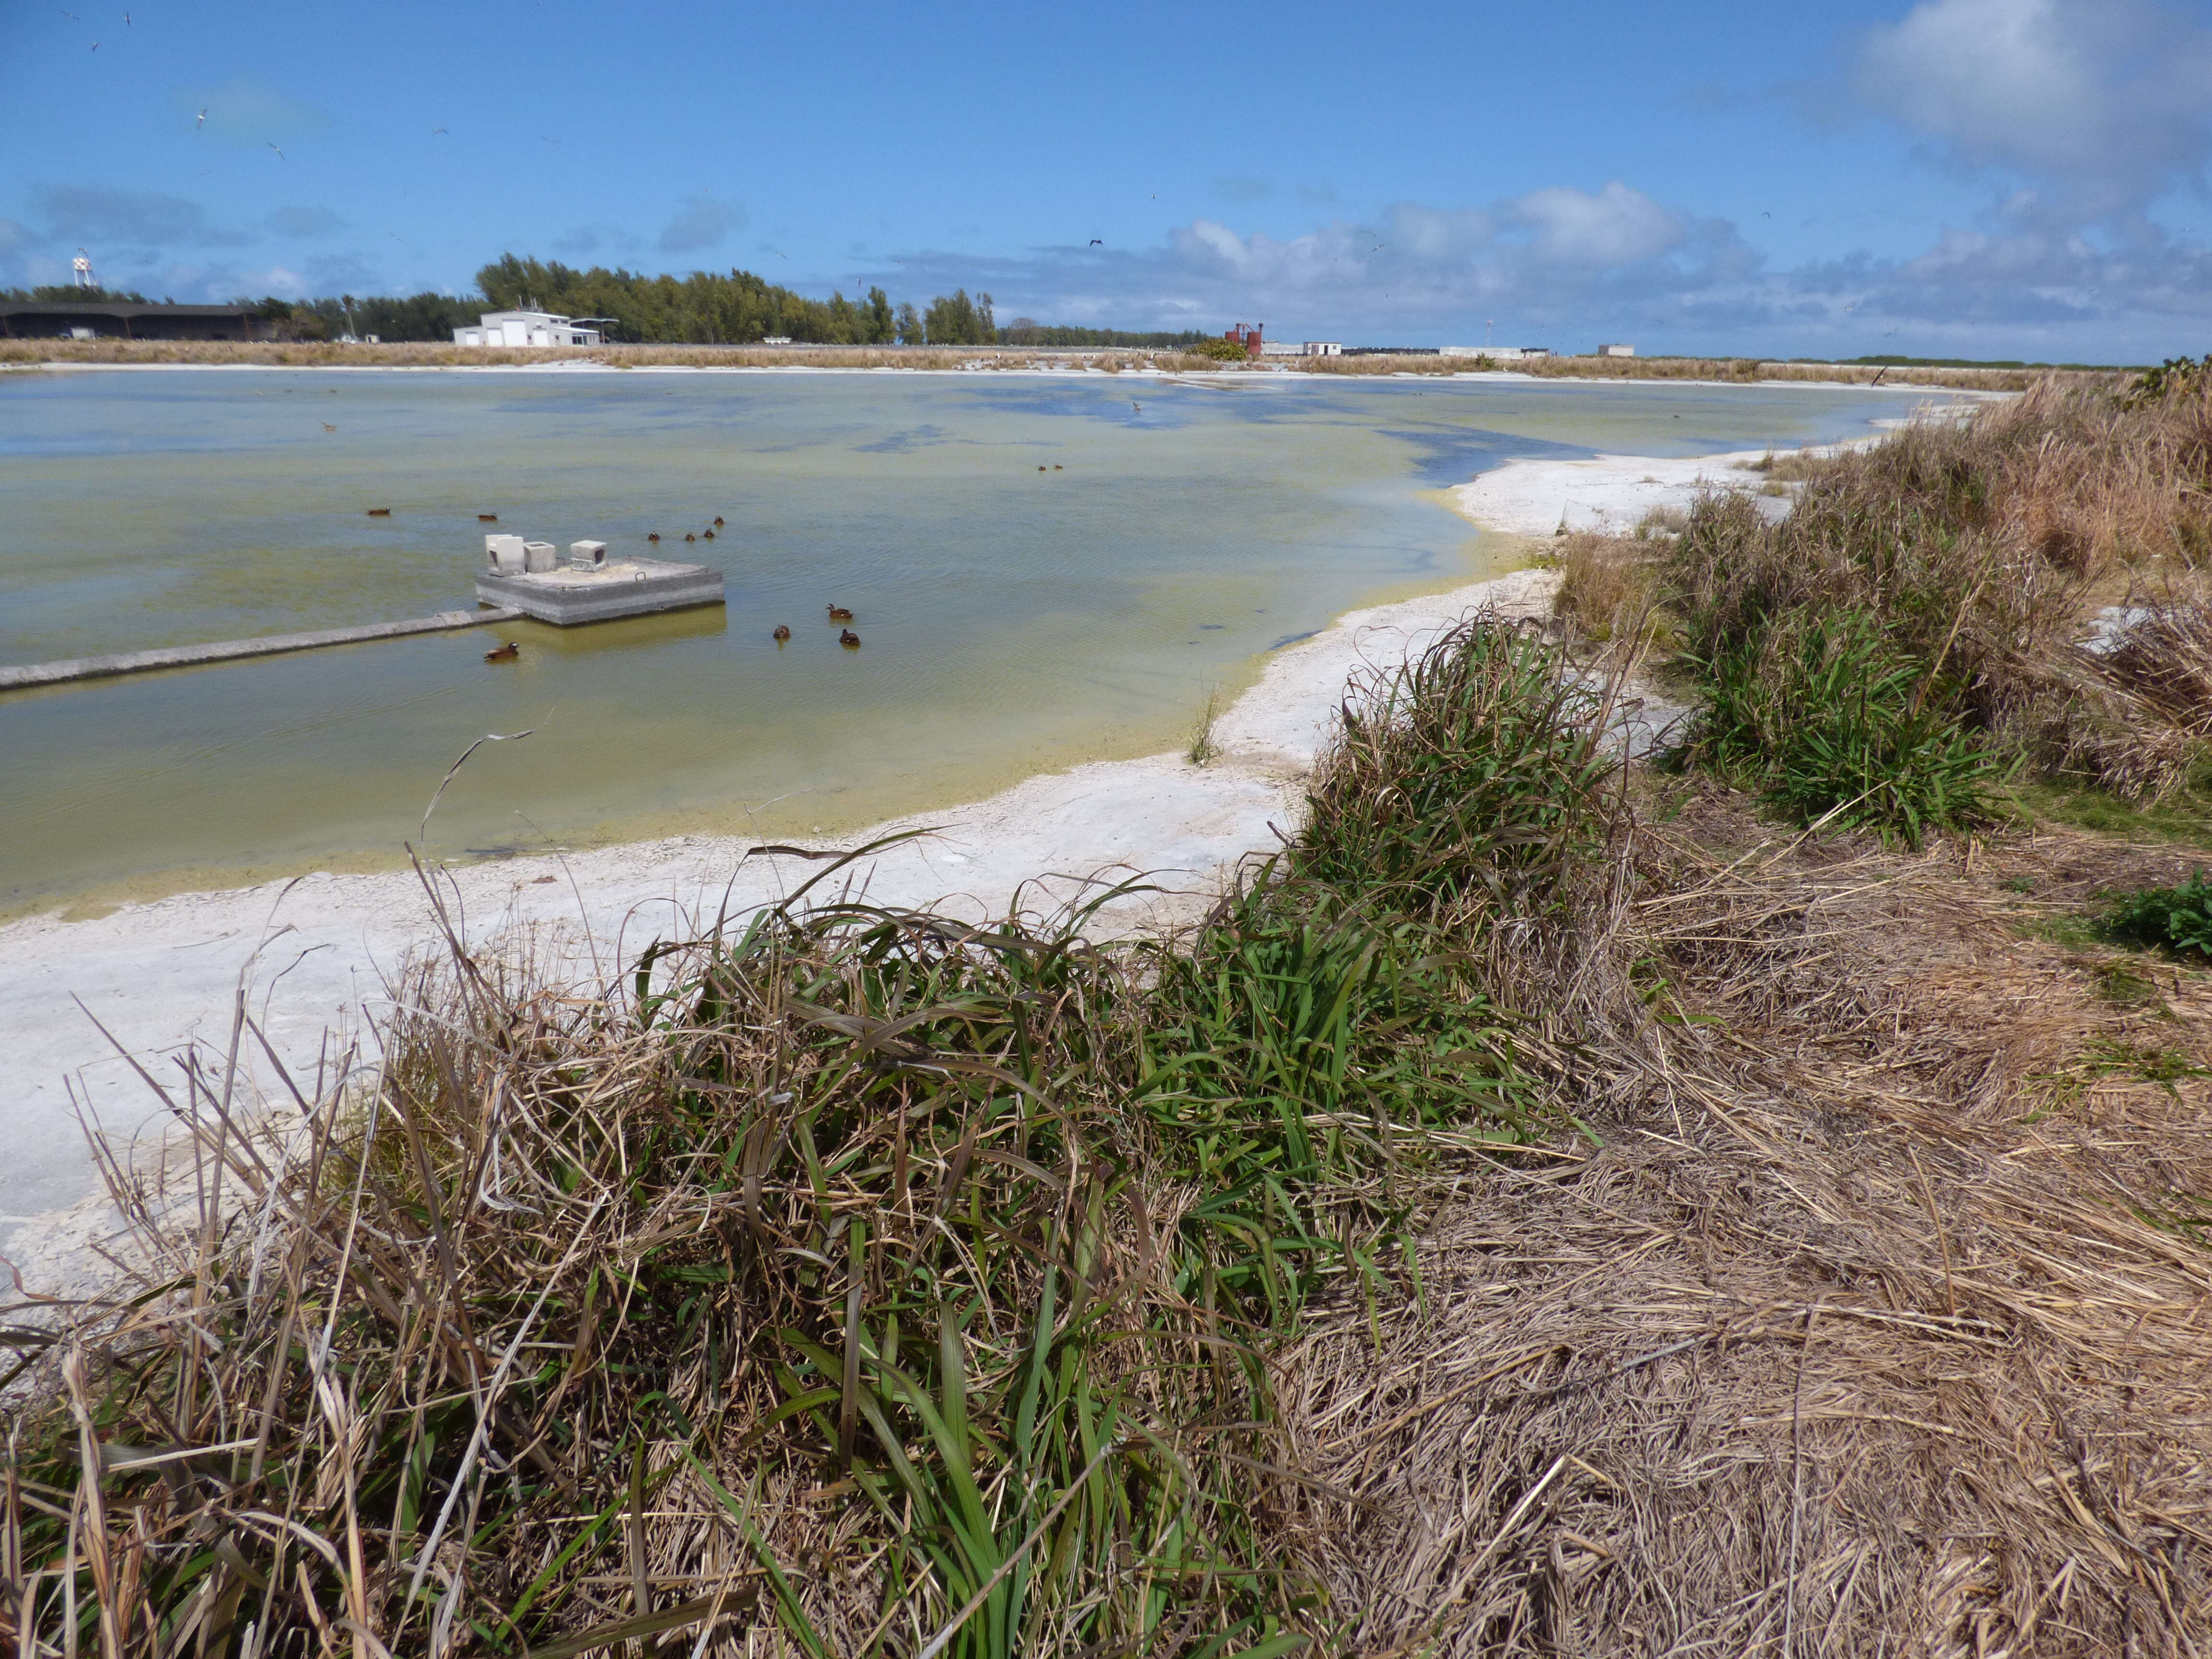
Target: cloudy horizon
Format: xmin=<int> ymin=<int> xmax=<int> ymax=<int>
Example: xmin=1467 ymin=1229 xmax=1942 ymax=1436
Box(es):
xmin=6 ymin=0 xmax=2210 ymax=362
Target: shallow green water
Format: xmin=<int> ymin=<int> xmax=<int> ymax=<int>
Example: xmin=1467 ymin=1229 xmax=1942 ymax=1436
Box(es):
xmin=0 ymin=368 xmax=1944 ymax=908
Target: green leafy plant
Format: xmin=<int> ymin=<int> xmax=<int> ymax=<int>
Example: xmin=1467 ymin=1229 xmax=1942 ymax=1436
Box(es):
xmin=1675 ymin=608 xmax=2011 ymax=845
xmin=2105 ymin=869 xmax=2212 ymax=959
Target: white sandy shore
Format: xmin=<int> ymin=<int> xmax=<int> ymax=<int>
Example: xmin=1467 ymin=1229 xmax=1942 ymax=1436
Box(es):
xmin=0 ymin=421 xmax=1941 ymax=1277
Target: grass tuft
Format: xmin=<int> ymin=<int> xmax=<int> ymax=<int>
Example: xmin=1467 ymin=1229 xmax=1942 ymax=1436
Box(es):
xmin=0 ymin=617 xmax=1610 ymax=1659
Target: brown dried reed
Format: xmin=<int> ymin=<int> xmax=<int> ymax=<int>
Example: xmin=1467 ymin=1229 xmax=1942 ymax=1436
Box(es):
xmin=1275 ymin=800 xmax=2212 ymax=1655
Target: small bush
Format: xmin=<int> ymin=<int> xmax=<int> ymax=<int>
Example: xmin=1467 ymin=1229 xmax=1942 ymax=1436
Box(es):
xmin=2106 ymin=869 xmax=2212 ymax=958
xmin=1676 ymin=608 xmax=2012 ymax=845
xmin=1550 ymin=532 xmax=1656 ymax=645
xmin=1188 ymin=337 xmax=1252 ymax=363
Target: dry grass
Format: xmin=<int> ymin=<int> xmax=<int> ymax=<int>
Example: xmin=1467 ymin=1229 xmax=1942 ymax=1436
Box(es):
xmin=0 ymin=621 xmax=1616 ymax=1659
xmin=1290 ymin=355 xmax=2096 ymax=392
xmin=1668 ymin=372 xmax=2212 ymax=806
xmin=1275 ymin=793 xmax=2212 ymax=1654
xmin=1545 ymin=532 xmax=1662 ymax=654
xmin=7 ymin=598 xmax=2210 ymax=1656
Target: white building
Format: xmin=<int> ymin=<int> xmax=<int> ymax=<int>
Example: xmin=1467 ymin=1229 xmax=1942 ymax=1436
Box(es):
xmin=1597 ymin=343 xmax=1635 ymax=358
xmin=453 ymin=310 xmax=603 ymax=348
xmin=1443 ymin=345 xmax=1550 ymax=361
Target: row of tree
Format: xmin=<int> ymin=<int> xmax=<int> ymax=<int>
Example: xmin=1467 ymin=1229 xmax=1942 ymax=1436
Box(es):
xmin=11 ymin=259 xmax=1221 ymax=349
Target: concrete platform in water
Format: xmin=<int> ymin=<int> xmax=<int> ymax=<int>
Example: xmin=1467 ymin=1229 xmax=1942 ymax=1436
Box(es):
xmin=476 ymin=535 xmax=725 ymax=625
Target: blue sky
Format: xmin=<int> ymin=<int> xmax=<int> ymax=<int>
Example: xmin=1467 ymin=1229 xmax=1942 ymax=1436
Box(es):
xmin=5 ymin=0 xmax=2211 ymax=361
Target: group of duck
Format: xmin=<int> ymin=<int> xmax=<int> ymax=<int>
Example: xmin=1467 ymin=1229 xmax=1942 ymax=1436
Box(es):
xmin=486 ymin=604 xmax=857 ymax=664
xmin=648 ymin=516 xmax=725 ymax=546
xmin=776 ymin=605 xmax=861 ymax=648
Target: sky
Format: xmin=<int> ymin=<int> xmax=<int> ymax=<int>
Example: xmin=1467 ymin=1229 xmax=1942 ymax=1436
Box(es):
xmin=4 ymin=0 xmax=2211 ymax=362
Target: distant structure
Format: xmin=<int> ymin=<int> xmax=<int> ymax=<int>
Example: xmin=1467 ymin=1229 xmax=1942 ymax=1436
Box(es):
xmin=452 ymin=310 xmax=605 ymax=348
xmin=762 ymin=334 xmax=793 ymax=345
xmin=72 ymin=250 xmax=95 ymax=289
xmin=1222 ymin=322 xmax=1264 ymax=359
xmin=1597 ymin=343 xmax=1635 ymax=358
xmin=1259 ymin=338 xmax=1344 ymax=359
xmin=0 ymin=301 xmax=272 ymax=341
xmin=1442 ymin=345 xmax=1550 ymax=361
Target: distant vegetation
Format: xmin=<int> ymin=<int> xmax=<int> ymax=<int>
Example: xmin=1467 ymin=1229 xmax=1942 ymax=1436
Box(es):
xmin=72 ymin=256 xmax=1204 ymax=349
xmin=0 ymin=283 xmax=152 ymax=303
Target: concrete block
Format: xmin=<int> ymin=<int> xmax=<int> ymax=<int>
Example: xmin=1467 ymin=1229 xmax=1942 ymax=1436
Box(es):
xmin=475 ymin=556 xmax=725 ymax=625
xmin=569 ymin=540 xmax=608 ymax=570
xmin=524 ymin=540 xmax=558 ymax=574
xmin=484 ymin=534 xmax=526 ymax=575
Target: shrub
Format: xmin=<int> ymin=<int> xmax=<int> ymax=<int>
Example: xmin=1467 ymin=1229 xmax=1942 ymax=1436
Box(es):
xmin=1188 ymin=336 xmax=1252 ymax=363
xmin=2106 ymin=869 xmax=2212 ymax=958
xmin=1676 ymin=608 xmax=2012 ymax=845
xmin=1550 ymin=532 xmax=1659 ymax=646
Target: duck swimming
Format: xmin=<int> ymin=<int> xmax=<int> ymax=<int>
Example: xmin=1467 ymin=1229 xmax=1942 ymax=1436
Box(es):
xmin=648 ymin=532 xmax=661 ymax=542
xmin=713 ymin=516 xmax=725 ymax=527
xmin=478 ymin=513 xmax=499 ymax=522
xmin=366 ymin=507 xmax=391 ymax=517
xmin=772 ymin=625 xmax=791 ymax=642
xmin=839 ymin=628 xmax=861 ymax=648
xmin=827 ymin=605 xmax=854 ymax=622
xmin=484 ymin=641 xmax=520 ymax=662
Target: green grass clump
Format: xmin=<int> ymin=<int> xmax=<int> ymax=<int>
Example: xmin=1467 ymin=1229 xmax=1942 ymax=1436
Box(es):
xmin=1674 ymin=608 xmax=2010 ymax=845
xmin=2 ymin=617 xmax=1607 ymax=1659
xmin=2105 ymin=869 xmax=2212 ymax=959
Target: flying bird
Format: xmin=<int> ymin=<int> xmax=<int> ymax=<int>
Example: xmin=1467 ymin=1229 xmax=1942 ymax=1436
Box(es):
xmin=90 ymin=40 xmax=99 ymax=49
xmin=196 ymin=107 xmax=206 ymax=127
xmin=1089 ymin=238 xmax=1102 ymax=245
xmin=433 ymin=127 xmax=448 ymax=134
xmin=1761 ymin=210 xmax=1770 ymax=218
xmin=269 ymin=142 xmax=284 ymax=159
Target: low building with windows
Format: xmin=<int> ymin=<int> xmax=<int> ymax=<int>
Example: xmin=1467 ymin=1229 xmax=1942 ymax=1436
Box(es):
xmin=1596 ymin=342 xmax=1636 ymax=358
xmin=452 ymin=311 xmax=604 ymax=348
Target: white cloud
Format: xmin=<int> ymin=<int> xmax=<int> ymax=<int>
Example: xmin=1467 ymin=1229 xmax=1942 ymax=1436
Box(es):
xmin=1856 ymin=0 xmax=2212 ymax=217
xmin=1507 ymin=182 xmax=1686 ymax=266
xmin=876 ymin=171 xmax=2208 ymax=362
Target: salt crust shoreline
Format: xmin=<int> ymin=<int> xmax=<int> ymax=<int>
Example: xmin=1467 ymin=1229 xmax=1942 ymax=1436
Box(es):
xmin=0 ymin=433 xmax=1904 ymax=1275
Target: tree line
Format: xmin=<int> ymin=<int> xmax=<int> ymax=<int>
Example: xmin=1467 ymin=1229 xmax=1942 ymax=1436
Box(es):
xmin=11 ymin=257 xmax=1218 ymax=349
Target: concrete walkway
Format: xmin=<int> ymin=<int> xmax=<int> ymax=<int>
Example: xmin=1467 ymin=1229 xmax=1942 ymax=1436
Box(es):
xmin=0 ymin=607 xmax=523 ymax=691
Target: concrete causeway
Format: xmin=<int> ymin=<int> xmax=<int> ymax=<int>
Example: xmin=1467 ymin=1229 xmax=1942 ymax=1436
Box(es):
xmin=0 ymin=607 xmax=525 ymax=692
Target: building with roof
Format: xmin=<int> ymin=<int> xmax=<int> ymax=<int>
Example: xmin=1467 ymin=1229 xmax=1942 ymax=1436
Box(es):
xmin=452 ymin=310 xmax=605 ymax=348
xmin=0 ymin=301 xmax=273 ymax=341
